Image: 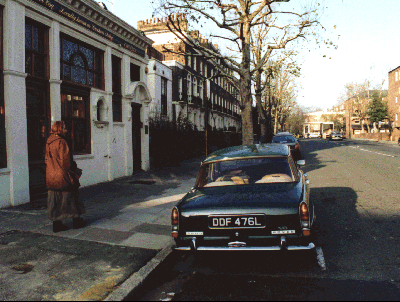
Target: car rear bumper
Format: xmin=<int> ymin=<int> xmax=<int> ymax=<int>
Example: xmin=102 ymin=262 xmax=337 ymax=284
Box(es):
xmin=174 ymin=237 xmax=315 ymax=252
xmin=174 ymin=243 xmax=315 ymax=251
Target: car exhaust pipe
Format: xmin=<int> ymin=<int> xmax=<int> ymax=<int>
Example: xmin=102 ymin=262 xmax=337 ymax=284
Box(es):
xmin=190 ymin=237 xmax=197 ymax=252
xmin=280 ymin=236 xmax=287 ymax=250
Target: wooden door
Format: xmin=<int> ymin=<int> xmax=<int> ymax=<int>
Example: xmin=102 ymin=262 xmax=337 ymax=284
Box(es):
xmin=131 ymin=103 xmax=142 ymax=171
xmin=26 ymin=84 xmax=50 ymax=200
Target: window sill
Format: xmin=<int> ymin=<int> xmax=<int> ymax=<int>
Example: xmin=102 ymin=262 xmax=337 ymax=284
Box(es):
xmin=0 ymin=168 xmax=11 ymax=176
xmin=113 ymin=122 xmax=125 ymax=127
xmin=74 ymin=155 xmax=95 ymax=161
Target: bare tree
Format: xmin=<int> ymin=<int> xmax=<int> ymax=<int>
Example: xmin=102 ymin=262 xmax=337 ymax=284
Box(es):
xmin=250 ymin=9 xmax=307 ymax=139
xmin=268 ymin=63 xmax=297 ymax=133
xmin=343 ymin=81 xmax=372 ymax=133
xmin=152 ymin=0 xmax=322 ymax=145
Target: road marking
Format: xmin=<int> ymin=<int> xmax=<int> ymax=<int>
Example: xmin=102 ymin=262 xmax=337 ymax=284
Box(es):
xmin=316 ymin=246 xmax=327 ymax=271
xmin=349 ymin=146 xmax=396 ymax=158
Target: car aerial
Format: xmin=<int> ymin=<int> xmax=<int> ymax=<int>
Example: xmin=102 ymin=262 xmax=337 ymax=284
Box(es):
xmin=329 ymin=132 xmax=343 ymax=141
xmin=271 ymin=133 xmax=301 ymax=161
xmin=171 ymin=144 xmax=316 ymax=252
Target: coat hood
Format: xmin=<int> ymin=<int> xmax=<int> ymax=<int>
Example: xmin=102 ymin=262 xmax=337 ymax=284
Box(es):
xmin=47 ymin=134 xmax=65 ymax=146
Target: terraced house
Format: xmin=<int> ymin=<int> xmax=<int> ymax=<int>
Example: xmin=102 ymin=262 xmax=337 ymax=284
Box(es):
xmin=138 ymin=14 xmax=242 ymax=132
xmin=0 ymin=0 xmax=154 ymax=208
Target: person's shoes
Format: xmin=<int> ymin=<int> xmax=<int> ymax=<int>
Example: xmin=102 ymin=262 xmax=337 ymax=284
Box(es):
xmin=73 ymin=217 xmax=87 ymax=229
xmin=53 ymin=221 xmax=69 ymax=233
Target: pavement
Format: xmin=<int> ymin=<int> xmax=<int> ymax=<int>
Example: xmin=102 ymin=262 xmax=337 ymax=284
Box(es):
xmin=0 ymin=157 xmax=202 ymax=301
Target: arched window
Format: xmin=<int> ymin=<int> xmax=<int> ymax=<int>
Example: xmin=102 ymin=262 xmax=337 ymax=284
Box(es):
xmin=60 ymin=36 xmax=103 ymax=88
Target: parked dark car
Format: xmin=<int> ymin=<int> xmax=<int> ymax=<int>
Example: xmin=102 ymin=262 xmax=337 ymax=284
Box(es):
xmin=171 ymin=144 xmax=316 ymax=252
xmin=271 ymin=133 xmax=302 ymax=161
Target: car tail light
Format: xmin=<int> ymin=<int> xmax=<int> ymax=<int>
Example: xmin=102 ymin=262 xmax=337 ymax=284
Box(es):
xmin=171 ymin=207 xmax=179 ymax=238
xmin=295 ymin=143 xmax=300 ymax=150
xmin=300 ymin=203 xmax=311 ymax=237
xmin=300 ymin=203 xmax=309 ymax=221
xmin=172 ymin=207 xmax=179 ymax=226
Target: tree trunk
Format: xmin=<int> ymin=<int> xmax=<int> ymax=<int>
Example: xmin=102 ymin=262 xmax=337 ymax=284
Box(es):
xmin=241 ymin=79 xmax=254 ymax=145
xmin=255 ymin=71 xmax=267 ymax=138
xmin=274 ymin=109 xmax=278 ymax=134
xmin=240 ymin=23 xmax=254 ymax=145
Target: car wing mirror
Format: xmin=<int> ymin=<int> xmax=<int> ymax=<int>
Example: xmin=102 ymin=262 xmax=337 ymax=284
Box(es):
xmin=297 ymin=160 xmax=306 ymax=167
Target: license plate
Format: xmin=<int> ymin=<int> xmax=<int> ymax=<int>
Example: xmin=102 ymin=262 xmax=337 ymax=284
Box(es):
xmin=209 ymin=215 xmax=266 ymax=229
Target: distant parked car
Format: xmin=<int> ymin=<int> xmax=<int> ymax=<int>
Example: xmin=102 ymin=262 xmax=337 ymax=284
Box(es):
xmin=329 ymin=132 xmax=343 ymax=141
xmin=271 ymin=133 xmax=301 ymax=161
xmin=309 ymin=133 xmax=321 ymax=139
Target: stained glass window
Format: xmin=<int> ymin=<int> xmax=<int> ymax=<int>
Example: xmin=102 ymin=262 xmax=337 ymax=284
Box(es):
xmin=25 ymin=19 xmax=47 ymax=78
xmin=60 ymin=35 xmax=103 ymax=89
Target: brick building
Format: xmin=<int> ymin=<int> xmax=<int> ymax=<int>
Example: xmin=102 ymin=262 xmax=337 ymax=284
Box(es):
xmin=345 ymin=90 xmax=389 ymax=139
xmin=388 ymin=67 xmax=400 ymax=141
xmin=138 ymin=14 xmax=242 ymax=132
xmin=303 ymin=105 xmax=345 ymax=138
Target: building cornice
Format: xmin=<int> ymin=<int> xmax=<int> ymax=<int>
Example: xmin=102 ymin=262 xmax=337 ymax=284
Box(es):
xmin=27 ymin=0 xmax=154 ymax=55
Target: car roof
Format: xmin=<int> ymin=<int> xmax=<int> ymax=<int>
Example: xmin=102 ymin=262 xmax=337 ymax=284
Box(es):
xmin=203 ymin=144 xmax=290 ymax=164
xmin=275 ymin=132 xmax=294 ymax=136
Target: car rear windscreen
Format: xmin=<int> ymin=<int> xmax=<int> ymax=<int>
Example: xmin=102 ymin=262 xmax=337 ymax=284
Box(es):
xmin=198 ymin=157 xmax=295 ymax=188
xmin=272 ymin=136 xmax=296 ymax=143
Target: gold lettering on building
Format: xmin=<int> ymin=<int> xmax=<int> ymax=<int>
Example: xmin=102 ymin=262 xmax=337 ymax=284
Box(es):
xmin=59 ymin=8 xmax=77 ymax=22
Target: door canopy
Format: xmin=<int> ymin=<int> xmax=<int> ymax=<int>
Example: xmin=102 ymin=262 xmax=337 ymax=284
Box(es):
xmin=126 ymin=81 xmax=152 ymax=104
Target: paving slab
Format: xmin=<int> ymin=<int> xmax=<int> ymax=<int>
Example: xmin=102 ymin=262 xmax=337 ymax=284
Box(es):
xmin=121 ymin=233 xmax=174 ymax=250
xmin=132 ymin=223 xmax=171 ymax=237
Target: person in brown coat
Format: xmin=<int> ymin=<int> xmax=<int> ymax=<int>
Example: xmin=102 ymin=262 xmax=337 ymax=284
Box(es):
xmin=45 ymin=121 xmax=86 ymax=233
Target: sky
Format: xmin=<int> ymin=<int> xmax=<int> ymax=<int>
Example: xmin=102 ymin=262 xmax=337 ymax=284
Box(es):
xmin=104 ymin=0 xmax=400 ymax=110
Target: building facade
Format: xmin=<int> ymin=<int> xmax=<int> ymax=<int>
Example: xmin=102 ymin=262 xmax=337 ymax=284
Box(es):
xmin=388 ymin=67 xmax=400 ymax=141
xmin=303 ymin=105 xmax=345 ymax=138
xmin=344 ymin=90 xmax=389 ymax=138
xmin=0 ymin=0 xmax=154 ymax=208
xmin=138 ymin=15 xmax=242 ymax=132
xmin=146 ymin=53 xmax=173 ymax=122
